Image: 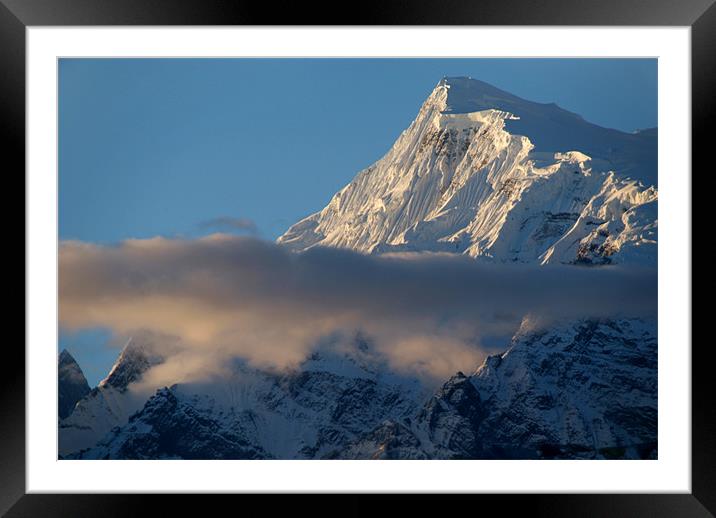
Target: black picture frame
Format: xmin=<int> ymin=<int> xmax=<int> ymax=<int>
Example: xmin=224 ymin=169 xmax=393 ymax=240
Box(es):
xmin=4 ymin=0 xmax=710 ymax=515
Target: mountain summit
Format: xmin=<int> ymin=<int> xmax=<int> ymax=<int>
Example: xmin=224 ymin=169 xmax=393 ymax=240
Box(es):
xmin=58 ymin=349 xmax=91 ymax=419
xmin=59 ymin=336 xmax=165 ymax=456
xmin=278 ymin=77 xmax=657 ymax=265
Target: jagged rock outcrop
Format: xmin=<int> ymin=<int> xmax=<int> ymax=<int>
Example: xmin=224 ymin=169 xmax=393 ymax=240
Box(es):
xmin=59 ymin=336 xmax=165 ymax=456
xmin=58 ymin=349 xmax=91 ymax=420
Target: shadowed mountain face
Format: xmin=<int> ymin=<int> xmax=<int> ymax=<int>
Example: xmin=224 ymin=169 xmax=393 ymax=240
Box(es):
xmin=337 ymin=318 xmax=657 ymax=460
xmin=59 ymin=77 xmax=657 ymax=460
xmin=58 ymin=336 xmax=166 ymax=457
xmin=58 ymin=350 xmax=90 ymax=420
xmin=63 ymin=317 xmax=656 ymax=460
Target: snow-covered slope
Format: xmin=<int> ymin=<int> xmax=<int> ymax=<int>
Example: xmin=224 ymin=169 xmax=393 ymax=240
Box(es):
xmin=69 ymin=387 xmax=269 ymax=460
xmin=339 ymin=317 xmax=657 ymax=460
xmin=278 ymin=77 xmax=657 ymax=266
xmin=69 ymin=340 xmax=428 ymax=459
xmin=467 ymin=317 xmax=657 ymax=458
xmin=58 ymin=337 xmax=164 ymax=457
xmin=58 ymin=350 xmax=91 ymax=420
xmin=68 ymin=318 xmax=656 ymax=460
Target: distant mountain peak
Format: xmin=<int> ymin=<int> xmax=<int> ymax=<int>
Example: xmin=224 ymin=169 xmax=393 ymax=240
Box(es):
xmin=99 ymin=336 xmax=164 ymax=392
xmin=58 ymin=349 xmax=90 ymax=420
xmin=59 ymin=335 xmax=168 ymax=455
xmin=58 ymin=348 xmax=75 ymax=366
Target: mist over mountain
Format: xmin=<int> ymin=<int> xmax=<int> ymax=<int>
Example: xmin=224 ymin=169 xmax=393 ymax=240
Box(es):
xmin=59 ymin=77 xmax=657 ymax=460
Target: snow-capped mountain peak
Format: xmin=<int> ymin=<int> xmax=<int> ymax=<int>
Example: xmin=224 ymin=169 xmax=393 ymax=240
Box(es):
xmin=278 ymin=77 xmax=657 ymax=266
xmin=59 ymin=335 xmax=166 ymax=456
xmin=437 ymin=76 xmax=533 ymax=113
xmin=99 ymin=337 xmax=163 ymax=392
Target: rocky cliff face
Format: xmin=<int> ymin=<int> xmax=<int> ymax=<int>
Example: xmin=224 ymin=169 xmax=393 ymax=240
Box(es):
xmin=67 ymin=345 xmax=427 ymax=460
xmin=72 ymin=387 xmax=268 ymax=460
xmin=58 ymin=349 xmax=91 ymax=420
xmin=338 ymin=318 xmax=657 ymax=460
xmin=59 ymin=337 xmax=165 ymax=456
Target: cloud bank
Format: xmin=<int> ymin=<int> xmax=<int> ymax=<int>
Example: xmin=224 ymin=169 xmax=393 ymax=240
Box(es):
xmin=59 ymin=234 xmax=657 ymax=383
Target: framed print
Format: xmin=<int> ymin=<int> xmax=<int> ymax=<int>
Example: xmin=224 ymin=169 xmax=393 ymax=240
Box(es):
xmin=4 ymin=0 xmax=712 ymax=514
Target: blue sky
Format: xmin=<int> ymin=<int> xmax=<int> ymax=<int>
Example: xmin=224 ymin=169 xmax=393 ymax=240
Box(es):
xmin=59 ymin=58 xmax=657 ymax=385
